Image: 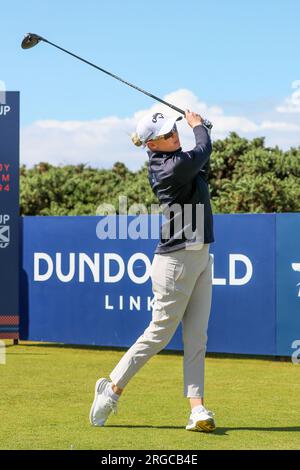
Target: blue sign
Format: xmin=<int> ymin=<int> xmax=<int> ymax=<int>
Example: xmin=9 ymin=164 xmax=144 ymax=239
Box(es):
xmin=208 ymin=214 xmax=276 ymax=355
xmin=21 ymin=216 xmax=158 ymax=347
xmin=276 ymin=213 xmax=300 ymax=356
xmin=20 ymin=214 xmax=277 ymax=355
xmin=0 ymin=91 xmax=19 ymax=339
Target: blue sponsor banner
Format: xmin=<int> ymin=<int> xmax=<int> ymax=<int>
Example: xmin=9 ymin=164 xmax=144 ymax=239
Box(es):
xmin=276 ymin=213 xmax=300 ymax=357
xmin=21 ymin=216 xmax=159 ymax=347
xmin=208 ymin=214 xmax=276 ymax=355
xmin=0 ymin=91 xmax=20 ymax=338
xmin=20 ymin=214 xmax=277 ymax=355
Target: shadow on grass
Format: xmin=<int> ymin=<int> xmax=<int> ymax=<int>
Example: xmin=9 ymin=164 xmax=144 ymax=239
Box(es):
xmin=5 ymin=352 xmax=48 ymax=355
xmin=10 ymin=342 xmax=129 ymax=353
xmin=10 ymin=342 xmax=289 ymax=362
xmin=213 ymin=426 xmax=300 ymax=436
xmin=106 ymin=425 xmax=300 ymax=435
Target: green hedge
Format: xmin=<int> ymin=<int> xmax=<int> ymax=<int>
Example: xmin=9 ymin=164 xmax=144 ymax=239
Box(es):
xmin=20 ymin=133 xmax=300 ymax=215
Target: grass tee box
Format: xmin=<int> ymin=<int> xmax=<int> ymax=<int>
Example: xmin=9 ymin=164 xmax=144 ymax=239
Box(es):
xmin=0 ymin=341 xmax=299 ymax=450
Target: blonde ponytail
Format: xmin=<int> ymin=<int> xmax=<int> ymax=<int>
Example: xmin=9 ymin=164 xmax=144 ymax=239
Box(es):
xmin=131 ymin=132 xmax=143 ymax=147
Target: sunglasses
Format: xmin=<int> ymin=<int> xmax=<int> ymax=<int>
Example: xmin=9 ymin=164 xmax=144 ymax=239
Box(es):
xmin=148 ymin=124 xmax=178 ymax=142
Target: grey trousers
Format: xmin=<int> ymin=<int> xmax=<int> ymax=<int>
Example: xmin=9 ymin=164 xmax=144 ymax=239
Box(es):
xmin=109 ymin=244 xmax=213 ymax=398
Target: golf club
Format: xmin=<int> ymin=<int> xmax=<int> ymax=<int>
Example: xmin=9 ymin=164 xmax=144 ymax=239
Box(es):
xmin=21 ymin=33 xmax=212 ymax=129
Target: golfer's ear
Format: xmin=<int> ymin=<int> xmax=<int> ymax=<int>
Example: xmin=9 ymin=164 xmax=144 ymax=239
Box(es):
xmin=147 ymin=141 xmax=156 ymax=151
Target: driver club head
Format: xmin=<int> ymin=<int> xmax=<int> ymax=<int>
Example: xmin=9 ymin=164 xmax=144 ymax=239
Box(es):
xmin=21 ymin=33 xmax=44 ymax=49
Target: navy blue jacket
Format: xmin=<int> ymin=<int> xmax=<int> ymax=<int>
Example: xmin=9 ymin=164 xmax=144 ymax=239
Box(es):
xmin=147 ymin=124 xmax=214 ymax=253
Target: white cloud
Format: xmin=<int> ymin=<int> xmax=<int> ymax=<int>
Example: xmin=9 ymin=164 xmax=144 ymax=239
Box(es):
xmin=276 ymin=80 xmax=300 ymax=113
xmin=21 ymin=88 xmax=300 ymax=170
xmin=261 ymin=120 xmax=300 ymax=131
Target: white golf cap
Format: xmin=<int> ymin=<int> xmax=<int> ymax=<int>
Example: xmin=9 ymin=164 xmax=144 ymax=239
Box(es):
xmin=136 ymin=112 xmax=182 ymax=146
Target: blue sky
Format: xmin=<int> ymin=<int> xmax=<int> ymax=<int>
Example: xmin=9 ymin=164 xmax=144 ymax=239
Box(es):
xmin=1 ymin=0 xmax=300 ymax=168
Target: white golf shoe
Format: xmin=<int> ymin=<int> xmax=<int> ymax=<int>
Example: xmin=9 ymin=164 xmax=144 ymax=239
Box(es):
xmin=89 ymin=378 xmax=118 ymax=427
xmin=185 ymin=405 xmax=216 ymax=432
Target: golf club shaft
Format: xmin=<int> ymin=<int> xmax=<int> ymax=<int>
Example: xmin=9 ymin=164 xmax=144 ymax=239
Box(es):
xmin=41 ymin=37 xmax=186 ymax=116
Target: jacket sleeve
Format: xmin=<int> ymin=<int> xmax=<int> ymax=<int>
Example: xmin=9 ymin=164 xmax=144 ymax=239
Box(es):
xmin=172 ymin=124 xmax=212 ymax=184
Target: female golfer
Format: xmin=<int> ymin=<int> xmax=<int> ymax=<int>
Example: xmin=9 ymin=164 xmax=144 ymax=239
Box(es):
xmin=89 ymin=110 xmax=215 ymax=432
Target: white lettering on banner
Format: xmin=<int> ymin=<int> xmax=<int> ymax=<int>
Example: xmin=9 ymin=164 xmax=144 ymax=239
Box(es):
xmin=104 ymin=253 xmax=125 ymax=283
xmin=0 ymin=214 xmax=10 ymax=224
xmin=34 ymin=252 xmax=151 ymax=283
xmin=127 ymin=253 xmax=151 ymax=284
xmin=105 ymin=295 xmax=114 ymax=310
xmin=291 ymin=263 xmax=300 ymax=297
xmin=33 ymin=252 xmax=253 ymax=286
xmin=56 ymin=253 xmax=75 ymax=282
xmin=79 ymin=254 xmax=99 ymax=283
xmin=148 ymin=296 xmax=156 ymax=311
xmin=0 ymin=213 xmax=10 ymax=249
xmin=212 ymin=254 xmax=253 ymax=286
xmin=34 ymin=253 xmax=54 ymax=281
xmin=130 ymin=296 xmax=141 ymax=311
xmin=104 ymin=295 xmax=154 ymax=311
xmin=229 ymin=254 xmax=253 ymax=286
xmin=0 ymin=105 xmax=11 ymax=116
xmin=211 ymin=254 xmax=226 ymax=285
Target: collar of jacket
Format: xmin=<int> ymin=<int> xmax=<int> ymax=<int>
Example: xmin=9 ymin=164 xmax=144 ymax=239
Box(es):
xmin=147 ymin=147 xmax=182 ymax=159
